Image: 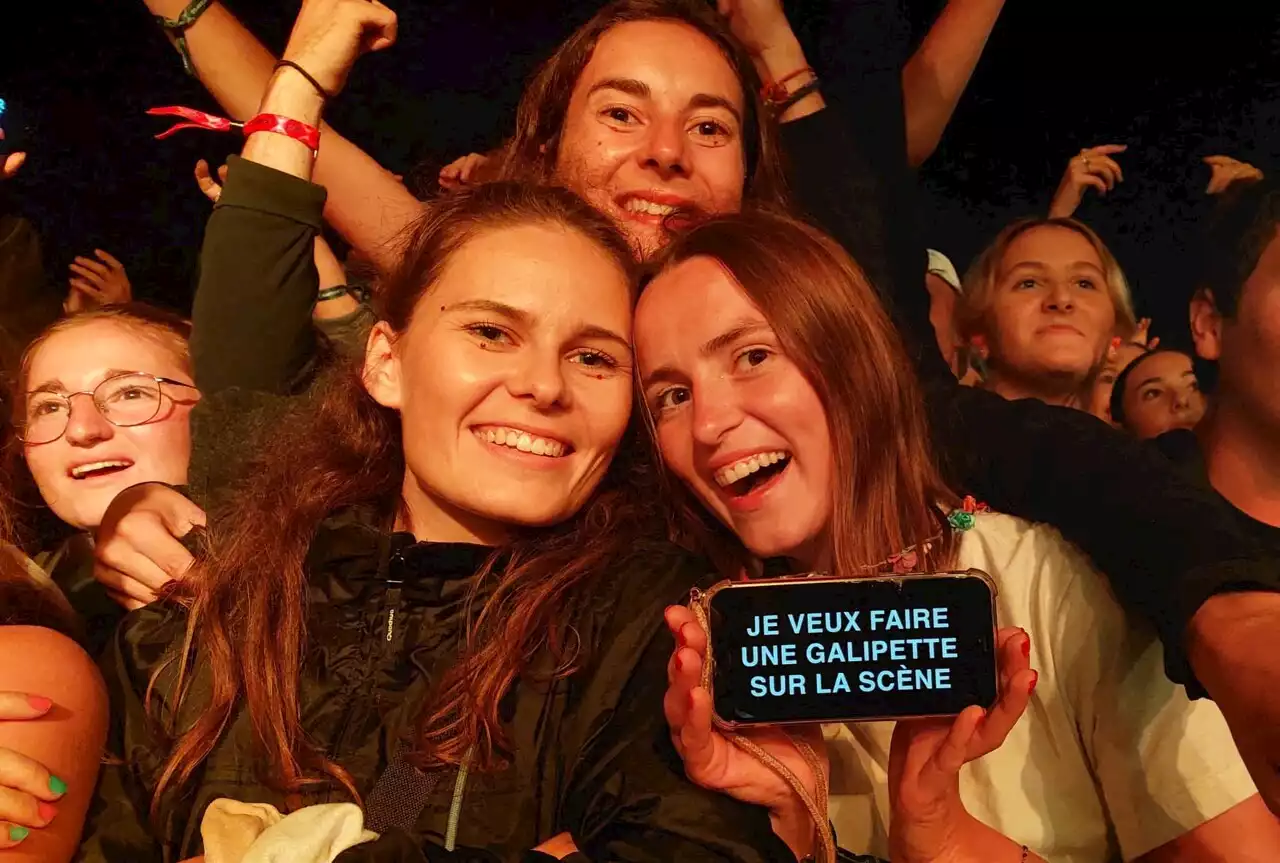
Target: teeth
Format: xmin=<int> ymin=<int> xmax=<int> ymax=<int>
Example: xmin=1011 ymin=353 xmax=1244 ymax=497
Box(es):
xmin=71 ymin=460 xmax=131 ymax=479
xmin=714 ymin=451 xmax=790 ymax=488
xmin=624 ymin=198 xmax=677 ymax=216
xmin=475 ymin=427 xmax=566 ymax=458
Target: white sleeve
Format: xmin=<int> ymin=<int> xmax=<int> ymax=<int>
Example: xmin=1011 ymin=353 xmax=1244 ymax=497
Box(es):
xmin=1052 ymin=537 xmax=1258 ymax=860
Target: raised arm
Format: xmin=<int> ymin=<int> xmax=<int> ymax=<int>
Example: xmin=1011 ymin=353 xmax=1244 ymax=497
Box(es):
xmin=142 ymin=0 xmax=417 ymax=273
xmin=901 ymin=0 xmax=1007 ymax=167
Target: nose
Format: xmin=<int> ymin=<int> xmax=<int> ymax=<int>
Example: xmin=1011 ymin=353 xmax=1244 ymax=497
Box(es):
xmin=63 ymin=392 xmax=114 ymax=446
xmin=690 ymin=375 xmax=743 ymax=446
xmin=638 ymin=117 xmax=689 ymax=179
xmin=1044 ymin=281 xmax=1075 ymax=312
xmin=508 ymin=349 xmax=569 ymax=411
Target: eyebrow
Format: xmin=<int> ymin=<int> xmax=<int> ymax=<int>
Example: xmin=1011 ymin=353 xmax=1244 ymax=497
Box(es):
xmin=588 ymin=77 xmax=743 ymax=125
xmin=641 ymin=319 xmax=770 ymax=387
xmin=28 ymin=369 xmax=149 ymax=395
xmin=1007 ymin=260 xmax=1105 ymax=273
xmin=443 ymin=299 xmax=630 ymax=354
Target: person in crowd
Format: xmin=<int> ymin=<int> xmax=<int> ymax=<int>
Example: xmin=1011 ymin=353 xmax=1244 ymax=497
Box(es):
xmin=957 ymin=217 xmax=1137 ymax=409
xmin=65 ymin=249 xmax=132 ymax=314
xmin=78 ymin=5 xmax=1035 ymax=860
xmin=0 ymin=482 xmax=108 ymax=861
xmin=122 ymin=0 xmax=1280 ymax=814
xmin=1086 ymin=324 xmax=1154 ymax=423
xmin=0 ymin=142 xmax=62 ymax=377
xmin=1108 ymin=347 xmax=1206 ymax=439
xmin=14 ymin=304 xmax=200 ymax=640
xmin=1176 ymin=177 xmax=1280 ymax=550
xmin=640 ymin=209 xmax=1280 ymax=861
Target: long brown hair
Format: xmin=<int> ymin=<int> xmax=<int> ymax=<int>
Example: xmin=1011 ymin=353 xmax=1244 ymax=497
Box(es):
xmin=151 ymin=183 xmax=657 ymax=817
xmin=495 ymin=0 xmax=788 ymax=209
xmin=644 ymin=210 xmax=957 ymax=577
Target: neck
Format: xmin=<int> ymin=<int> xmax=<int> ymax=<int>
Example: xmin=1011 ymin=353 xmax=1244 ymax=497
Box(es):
xmin=985 ymin=365 xmax=1087 ymax=408
xmin=1198 ymin=402 xmax=1280 ymax=528
xmin=396 ymin=472 xmax=510 ymax=545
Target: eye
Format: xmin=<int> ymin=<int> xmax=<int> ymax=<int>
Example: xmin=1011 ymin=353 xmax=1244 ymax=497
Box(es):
xmin=569 ymin=349 xmax=619 ymax=371
xmin=690 ymin=119 xmax=731 ymax=142
xmin=28 ymin=397 xmax=66 ymax=418
xmin=654 ymin=386 xmax=691 ymax=413
xmin=1076 ymin=278 xmax=1097 ymax=290
xmin=734 ymin=347 xmax=771 ymax=372
xmin=1189 ymin=379 xmax=1200 ymax=392
xmin=601 ymin=106 xmax=637 ymax=125
xmin=1015 ymin=278 xmax=1038 ymax=290
xmin=466 ymin=323 xmax=511 ymax=344
xmin=1141 ymin=387 xmax=1163 ymax=401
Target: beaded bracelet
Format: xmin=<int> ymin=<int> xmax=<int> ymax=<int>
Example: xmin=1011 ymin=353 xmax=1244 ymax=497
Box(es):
xmin=317 ymin=286 xmax=352 ymax=303
xmin=156 ymin=0 xmax=215 ymax=77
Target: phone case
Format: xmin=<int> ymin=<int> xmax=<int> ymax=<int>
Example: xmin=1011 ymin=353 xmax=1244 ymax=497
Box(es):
xmin=690 ymin=569 xmax=999 ymax=730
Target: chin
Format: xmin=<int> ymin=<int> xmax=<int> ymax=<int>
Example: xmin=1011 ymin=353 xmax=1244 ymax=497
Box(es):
xmin=734 ymin=524 xmax=816 ymax=567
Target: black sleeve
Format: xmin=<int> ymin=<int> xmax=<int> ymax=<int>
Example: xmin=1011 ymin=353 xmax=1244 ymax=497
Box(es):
xmin=190 ymin=155 xmax=327 ymax=396
xmin=931 ymin=382 xmax=1279 ymax=689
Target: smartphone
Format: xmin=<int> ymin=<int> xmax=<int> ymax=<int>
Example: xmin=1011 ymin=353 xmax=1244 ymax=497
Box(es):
xmin=702 ymin=570 xmax=998 ymax=728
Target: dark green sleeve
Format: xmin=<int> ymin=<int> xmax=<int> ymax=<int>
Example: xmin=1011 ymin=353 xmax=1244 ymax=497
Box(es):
xmin=190 ymin=155 xmax=327 ymax=396
xmin=76 ymin=604 xmax=190 ymax=863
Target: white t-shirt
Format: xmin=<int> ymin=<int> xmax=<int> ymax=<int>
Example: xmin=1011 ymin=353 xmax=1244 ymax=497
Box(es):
xmin=825 ymin=512 xmax=1257 ymax=862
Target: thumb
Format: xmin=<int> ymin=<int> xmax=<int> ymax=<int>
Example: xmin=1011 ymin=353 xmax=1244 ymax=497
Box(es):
xmin=0 ymin=691 xmax=54 ymax=721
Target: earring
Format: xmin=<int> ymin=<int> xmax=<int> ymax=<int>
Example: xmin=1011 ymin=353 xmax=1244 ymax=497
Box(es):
xmin=970 ymin=334 xmax=989 ymax=361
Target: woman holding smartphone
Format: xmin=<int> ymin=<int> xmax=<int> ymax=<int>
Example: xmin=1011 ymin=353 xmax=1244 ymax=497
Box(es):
xmin=640 ymin=210 xmax=1280 ymax=862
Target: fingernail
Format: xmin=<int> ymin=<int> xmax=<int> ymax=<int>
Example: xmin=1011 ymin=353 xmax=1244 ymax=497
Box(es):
xmin=687 ymin=691 xmax=696 ymax=711
xmin=1028 ymin=671 xmax=1039 ymax=694
xmin=674 ymin=653 xmax=684 ymax=673
xmin=38 ymin=800 xmax=58 ymax=822
xmin=48 ymin=775 xmax=67 ymax=796
xmin=7 ymin=826 xmax=28 ymax=843
xmin=26 ymin=695 xmax=52 ymax=712
xmin=1021 ymin=636 xmax=1031 ymax=658
xmin=676 ymin=625 xmax=688 ymax=648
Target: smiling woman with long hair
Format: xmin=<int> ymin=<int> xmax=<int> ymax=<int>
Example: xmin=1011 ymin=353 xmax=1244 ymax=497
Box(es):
xmin=637 ymin=209 xmax=1280 ymax=862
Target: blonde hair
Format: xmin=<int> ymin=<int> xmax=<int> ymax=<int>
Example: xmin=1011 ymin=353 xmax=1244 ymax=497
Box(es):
xmin=17 ymin=303 xmax=193 ymax=396
xmin=957 ymin=217 xmax=1137 ymax=342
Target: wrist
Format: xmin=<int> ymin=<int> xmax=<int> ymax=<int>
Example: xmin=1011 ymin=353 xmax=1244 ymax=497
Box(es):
xmin=768 ymin=799 xmax=815 ymax=860
xmin=256 ymin=70 xmax=326 ymax=128
xmin=753 ymin=36 xmax=810 ymax=85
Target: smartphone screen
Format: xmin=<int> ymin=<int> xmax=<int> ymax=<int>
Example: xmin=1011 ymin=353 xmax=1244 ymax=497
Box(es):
xmin=708 ymin=572 xmax=997 ymax=726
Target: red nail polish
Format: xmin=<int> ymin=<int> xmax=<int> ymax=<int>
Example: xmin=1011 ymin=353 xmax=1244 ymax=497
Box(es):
xmin=687 ymin=690 xmax=696 ymax=711
xmin=1028 ymin=671 xmax=1039 ymax=694
xmin=674 ymin=653 xmax=684 ymax=673
xmin=26 ymin=695 xmax=52 ymax=713
xmin=37 ymin=801 xmax=57 ymax=823
xmin=1021 ymin=637 xmax=1031 ymax=658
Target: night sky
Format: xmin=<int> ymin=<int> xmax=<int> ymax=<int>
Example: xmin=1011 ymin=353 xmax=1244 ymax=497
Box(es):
xmin=3 ymin=1 xmax=1277 ymax=349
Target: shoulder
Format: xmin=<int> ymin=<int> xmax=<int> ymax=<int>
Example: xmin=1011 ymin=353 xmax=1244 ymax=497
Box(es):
xmin=0 ymin=626 xmax=106 ymax=707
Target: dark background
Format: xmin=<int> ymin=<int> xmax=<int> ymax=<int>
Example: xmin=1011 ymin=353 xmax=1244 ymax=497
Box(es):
xmin=2 ymin=1 xmax=1277 ymax=347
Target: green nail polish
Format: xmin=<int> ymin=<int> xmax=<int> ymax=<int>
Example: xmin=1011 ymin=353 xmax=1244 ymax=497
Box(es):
xmin=49 ymin=775 xmax=67 ymax=795
xmin=8 ymin=825 xmax=29 ymax=842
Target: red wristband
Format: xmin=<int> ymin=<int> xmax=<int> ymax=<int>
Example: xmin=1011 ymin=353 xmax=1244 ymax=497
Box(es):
xmin=761 ymin=67 xmax=815 ymax=105
xmin=242 ymin=113 xmax=320 ymax=152
xmin=147 ymin=106 xmax=320 ymax=153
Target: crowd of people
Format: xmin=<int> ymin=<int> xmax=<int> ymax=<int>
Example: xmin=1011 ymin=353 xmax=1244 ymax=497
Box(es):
xmin=0 ymin=0 xmax=1278 ymax=861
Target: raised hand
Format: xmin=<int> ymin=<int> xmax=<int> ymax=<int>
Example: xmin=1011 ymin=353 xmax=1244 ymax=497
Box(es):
xmin=1049 ymin=144 xmax=1127 ymax=219
xmin=65 ymin=249 xmax=132 ymax=313
xmin=438 ymin=152 xmax=491 ymax=191
xmin=1204 ymin=155 xmax=1263 ymax=195
xmin=887 ymin=627 xmax=1037 ymax=863
xmin=194 ymin=159 xmax=230 ymax=204
xmin=0 ymin=127 xmax=25 ymax=180
xmin=0 ymin=692 xmax=67 ymax=850
xmin=663 ymin=605 xmax=821 ymax=858
xmin=280 ymin=0 xmax=398 ymax=97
